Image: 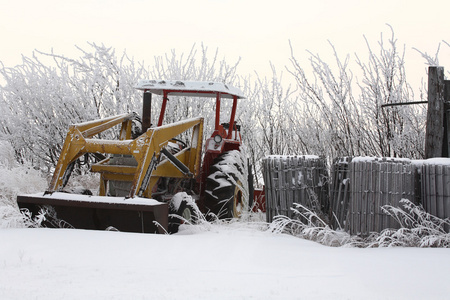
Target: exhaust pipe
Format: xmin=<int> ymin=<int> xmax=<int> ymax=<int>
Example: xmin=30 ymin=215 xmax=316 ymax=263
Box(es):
xmin=142 ymin=92 xmax=152 ymax=132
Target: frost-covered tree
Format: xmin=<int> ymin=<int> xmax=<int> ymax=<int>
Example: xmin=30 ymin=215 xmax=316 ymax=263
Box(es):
xmin=0 ymin=43 xmax=146 ymax=168
xmin=288 ymin=41 xmax=365 ymax=159
xmin=235 ymin=66 xmax=298 ymax=186
xmin=288 ymin=26 xmax=427 ymax=160
xmin=356 ymin=26 xmax=425 ymax=158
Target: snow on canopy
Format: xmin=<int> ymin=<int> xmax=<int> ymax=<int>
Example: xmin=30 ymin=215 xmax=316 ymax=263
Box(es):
xmin=135 ymin=80 xmax=246 ymax=99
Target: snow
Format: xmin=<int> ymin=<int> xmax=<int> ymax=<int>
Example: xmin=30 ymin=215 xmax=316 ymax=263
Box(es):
xmin=207 ymin=172 xmax=233 ymax=190
xmin=22 ymin=192 xmax=161 ymax=206
xmin=420 ymin=157 xmax=450 ymax=166
xmin=1 ymin=224 xmax=449 ymax=300
xmin=345 ymin=157 xmax=450 ymax=168
xmin=169 ymin=192 xmax=193 ymax=211
xmin=348 ymin=156 xmax=450 ymax=166
xmin=266 ymin=155 xmax=320 ymax=160
xmin=351 ymin=156 xmax=411 ymax=163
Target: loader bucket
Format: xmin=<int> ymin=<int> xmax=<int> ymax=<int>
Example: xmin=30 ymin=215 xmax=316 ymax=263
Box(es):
xmin=17 ymin=192 xmax=168 ymax=234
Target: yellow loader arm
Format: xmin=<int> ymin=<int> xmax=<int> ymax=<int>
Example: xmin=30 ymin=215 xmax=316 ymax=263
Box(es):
xmin=47 ymin=113 xmax=204 ymax=198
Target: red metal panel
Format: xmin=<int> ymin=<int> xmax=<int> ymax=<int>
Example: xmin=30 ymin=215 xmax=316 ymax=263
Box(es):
xmin=227 ymin=96 xmax=238 ymax=139
xmin=158 ymin=91 xmax=169 ymax=126
xmin=252 ymin=188 xmax=266 ymax=213
xmin=215 ymin=93 xmax=221 ymax=131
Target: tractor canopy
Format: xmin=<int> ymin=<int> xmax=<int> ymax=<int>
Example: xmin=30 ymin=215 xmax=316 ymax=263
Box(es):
xmin=135 ymin=80 xmax=246 ymax=99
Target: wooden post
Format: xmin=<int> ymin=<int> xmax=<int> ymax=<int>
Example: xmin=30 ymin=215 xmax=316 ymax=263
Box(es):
xmin=425 ymin=66 xmax=446 ymax=158
xmin=444 ymin=80 xmax=450 ymax=157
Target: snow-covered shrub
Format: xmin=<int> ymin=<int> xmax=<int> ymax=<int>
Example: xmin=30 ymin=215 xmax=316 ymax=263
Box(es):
xmin=371 ymin=199 xmax=450 ymax=247
xmin=269 ymin=203 xmax=358 ymax=247
xmin=269 ymin=200 xmax=450 ymax=248
xmin=0 ymin=140 xmax=16 ymax=169
xmin=0 ymin=141 xmax=47 ymax=228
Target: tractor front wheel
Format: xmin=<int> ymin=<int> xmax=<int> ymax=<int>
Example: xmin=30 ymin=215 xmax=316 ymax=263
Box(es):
xmin=168 ymin=192 xmax=199 ymax=234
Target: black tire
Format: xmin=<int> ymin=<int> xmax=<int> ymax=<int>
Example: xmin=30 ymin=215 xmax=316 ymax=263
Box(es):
xmin=168 ymin=193 xmax=199 ymax=234
xmin=204 ymin=151 xmax=249 ymax=219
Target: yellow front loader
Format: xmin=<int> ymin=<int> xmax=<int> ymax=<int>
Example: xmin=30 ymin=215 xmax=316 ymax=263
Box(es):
xmin=17 ymin=80 xmax=250 ymax=234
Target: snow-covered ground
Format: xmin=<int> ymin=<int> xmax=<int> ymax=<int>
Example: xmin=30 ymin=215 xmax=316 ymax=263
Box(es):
xmin=1 ymin=222 xmax=449 ymax=300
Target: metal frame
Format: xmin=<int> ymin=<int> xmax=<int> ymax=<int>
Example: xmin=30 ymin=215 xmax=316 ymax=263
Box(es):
xmin=48 ymin=113 xmax=204 ymax=199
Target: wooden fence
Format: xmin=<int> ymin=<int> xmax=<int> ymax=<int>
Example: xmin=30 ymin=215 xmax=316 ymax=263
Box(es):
xmin=262 ymin=155 xmax=328 ymax=223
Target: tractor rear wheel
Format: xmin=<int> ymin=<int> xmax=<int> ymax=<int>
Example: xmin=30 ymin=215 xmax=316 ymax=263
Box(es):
xmin=204 ymin=150 xmax=249 ymax=219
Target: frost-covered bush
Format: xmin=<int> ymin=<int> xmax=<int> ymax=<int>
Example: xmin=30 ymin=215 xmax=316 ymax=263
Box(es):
xmin=372 ymin=199 xmax=450 ymax=247
xmin=0 ymin=44 xmax=145 ymax=167
xmin=269 ymin=200 xmax=450 ymax=248
xmin=269 ymin=203 xmax=357 ymax=247
xmin=0 ymin=140 xmax=16 ymax=169
xmin=0 ymin=141 xmax=47 ymax=228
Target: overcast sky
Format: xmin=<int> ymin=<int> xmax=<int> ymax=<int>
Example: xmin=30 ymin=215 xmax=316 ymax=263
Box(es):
xmin=1 ymin=0 xmax=449 ymax=91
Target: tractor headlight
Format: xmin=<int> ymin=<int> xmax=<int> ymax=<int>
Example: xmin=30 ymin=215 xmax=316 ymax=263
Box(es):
xmin=213 ymin=134 xmax=223 ymax=144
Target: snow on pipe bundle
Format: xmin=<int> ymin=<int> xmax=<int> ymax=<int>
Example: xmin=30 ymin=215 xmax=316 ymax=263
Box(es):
xmin=262 ymin=155 xmax=329 ymax=223
xmin=420 ymin=159 xmax=450 ymax=233
xmin=347 ymin=157 xmax=417 ymax=236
